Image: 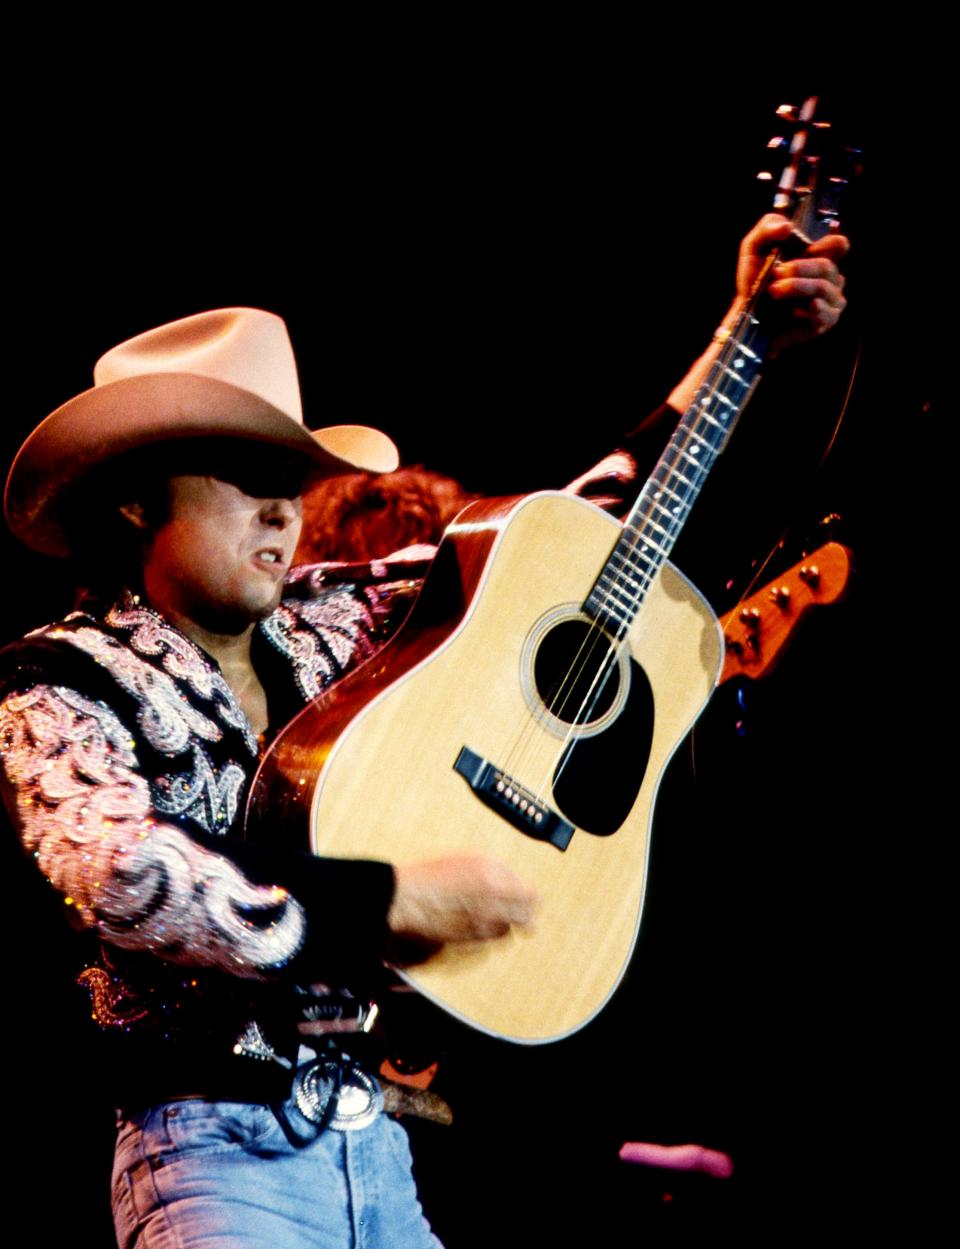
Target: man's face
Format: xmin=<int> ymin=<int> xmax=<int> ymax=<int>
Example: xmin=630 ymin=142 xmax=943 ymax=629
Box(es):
xmin=142 ymin=467 xmax=304 ymax=635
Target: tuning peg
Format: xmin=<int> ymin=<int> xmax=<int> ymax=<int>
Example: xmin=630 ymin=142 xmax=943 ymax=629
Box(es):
xmin=773 ymin=98 xmax=826 ymax=141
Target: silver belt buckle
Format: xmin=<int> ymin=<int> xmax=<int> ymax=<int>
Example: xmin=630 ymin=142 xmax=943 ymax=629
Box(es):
xmin=293 ymin=1058 xmax=382 ymax=1132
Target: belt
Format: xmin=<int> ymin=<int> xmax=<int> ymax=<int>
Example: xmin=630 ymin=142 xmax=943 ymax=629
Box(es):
xmin=117 ymin=1059 xmax=452 ymax=1129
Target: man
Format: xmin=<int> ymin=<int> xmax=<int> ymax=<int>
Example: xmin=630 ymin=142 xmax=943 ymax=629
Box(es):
xmin=0 ymin=215 xmax=847 ymax=1246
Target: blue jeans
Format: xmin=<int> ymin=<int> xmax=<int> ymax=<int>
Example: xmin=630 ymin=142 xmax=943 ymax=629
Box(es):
xmin=111 ymin=1097 xmax=443 ymax=1248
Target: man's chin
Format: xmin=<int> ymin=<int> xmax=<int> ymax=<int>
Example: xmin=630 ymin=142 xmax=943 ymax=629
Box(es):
xmin=246 ymin=587 xmax=285 ymax=625
xmin=194 ymin=588 xmax=284 ymax=636
xmin=251 ymin=580 xmax=289 ymax=623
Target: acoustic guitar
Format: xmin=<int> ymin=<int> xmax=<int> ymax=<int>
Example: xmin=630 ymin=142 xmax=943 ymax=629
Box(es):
xmin=248 ymin=98 xmax=847 ymax=1042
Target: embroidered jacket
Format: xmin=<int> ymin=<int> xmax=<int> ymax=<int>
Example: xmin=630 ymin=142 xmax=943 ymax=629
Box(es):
xmin=0 ymin=432 xmax=651 ymax=1103
xmin=0 ymin=566 xmax=422 ymax=1102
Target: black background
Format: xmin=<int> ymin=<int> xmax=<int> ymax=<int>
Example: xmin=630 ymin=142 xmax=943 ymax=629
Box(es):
xmin=3 ymin=46 xmax=935 ymax=1246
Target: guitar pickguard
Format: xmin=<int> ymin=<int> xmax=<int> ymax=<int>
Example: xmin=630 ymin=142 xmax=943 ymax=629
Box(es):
xmin=551 ymin=653 xmax=654 ymax=836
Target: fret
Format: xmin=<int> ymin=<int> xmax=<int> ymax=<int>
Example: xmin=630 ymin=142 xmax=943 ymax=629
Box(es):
xmin=666 ymin=434 xmax=709 ymax=461
xmin=721 ymin=365 xmax=750 ymax=387
xmin=699 ymin=394 xmax=739 ymax=424
xmin=643 ymin=508 xmax=682 ymax=538
xmin=584 ymin=589 xmax=629 ymax=629
xmin=676 ymin=447 xmax=709 ymax=473
xmin=609 ymin=544 xmax=654 ymax=577
xmin=644 ymin=498 xmax=678 ymax=527
xmin=625 ymin=512 xmax=672 ymax=545
xmin=683 ymin=427 xmax=722 ymax=455
xmin=594 ymin=573 xmax=641 ymax=609
xmin=623 ymin=532 xmax=669 ymax=562
xmin=622 ymin=515 xmax=672 ymax=550
xmin=604 ymin=559 xmax=654 ymax=592
xmin=590 ymin=603 xmax=631 ymax=633
xmin=734 ymin=341 xmax=759 ymax=361
xmin=650 ymin=482 xmax=690 ymax=512
xmin=602 ymin=563 xmax=646 ymax=597
xmin=695 ymin=409 xmax=727 ymax=433
xmin=597 ymin=594 xmax=632 ymax=620
xmin=603 ymin=556 xmax=655 ymax=595
xmin=652 ymin=464 xmax=697 ymax=492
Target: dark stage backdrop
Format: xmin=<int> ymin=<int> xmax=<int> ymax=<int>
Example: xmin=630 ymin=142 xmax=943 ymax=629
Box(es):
xmin=3 ymin=75 xmax=923 ymax=1244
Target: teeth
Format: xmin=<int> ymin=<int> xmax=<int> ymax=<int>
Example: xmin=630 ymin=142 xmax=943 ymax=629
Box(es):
xmin=259 ymin=552 xmax=278 ymax=563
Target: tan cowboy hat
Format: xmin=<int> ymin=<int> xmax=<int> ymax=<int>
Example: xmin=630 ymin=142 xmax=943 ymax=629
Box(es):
xmin=4 ymin=307 xmax=400 ymax=556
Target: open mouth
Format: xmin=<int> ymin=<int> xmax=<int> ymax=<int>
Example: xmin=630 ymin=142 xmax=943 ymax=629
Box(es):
xmin=253 ymin=548 xmax=286 ymax=572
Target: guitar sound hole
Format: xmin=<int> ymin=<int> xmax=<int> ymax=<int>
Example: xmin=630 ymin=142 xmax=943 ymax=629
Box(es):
xmin=533 ymin=620 xmax=622 ymax=728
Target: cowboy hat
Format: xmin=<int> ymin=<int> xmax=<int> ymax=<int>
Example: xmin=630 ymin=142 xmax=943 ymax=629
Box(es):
xmin=4 ymin=307 xmax=400 ymax=557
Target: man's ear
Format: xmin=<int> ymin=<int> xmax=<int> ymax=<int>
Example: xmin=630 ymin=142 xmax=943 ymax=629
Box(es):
xmin=118 ymin=502 xmax=150 ymax=531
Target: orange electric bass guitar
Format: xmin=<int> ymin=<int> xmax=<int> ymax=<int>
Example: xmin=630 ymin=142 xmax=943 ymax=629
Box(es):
xmin=718 ymin=542 xmax=852 ymax=685
xmin=248 ymin=100 xmax=848 ymax=1042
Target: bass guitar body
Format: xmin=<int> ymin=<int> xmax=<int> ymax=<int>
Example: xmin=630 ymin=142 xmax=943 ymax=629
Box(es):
xmin=249 ymin=491 xmax=723 ymax=1043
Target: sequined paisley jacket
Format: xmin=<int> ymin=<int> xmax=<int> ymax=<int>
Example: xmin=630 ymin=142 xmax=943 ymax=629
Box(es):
xmin=0 ymin=431 xmax=652 ymax=1106
xmin=0 ymin=563 xmax=423 ymax=1105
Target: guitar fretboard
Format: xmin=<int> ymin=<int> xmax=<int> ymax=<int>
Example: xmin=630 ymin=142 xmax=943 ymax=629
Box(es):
xmin=585 ymin=311 xmax=767 ymax=635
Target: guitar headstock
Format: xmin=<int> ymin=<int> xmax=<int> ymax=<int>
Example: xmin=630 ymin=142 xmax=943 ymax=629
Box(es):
xmin=757 ymin=95 xmax=860 ymax=245
xmin=718 ymin=540 xmax=853 ymax=685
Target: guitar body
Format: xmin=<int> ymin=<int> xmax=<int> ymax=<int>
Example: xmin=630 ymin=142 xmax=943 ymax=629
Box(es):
xmin=250 ymin=492 xmax=723 ymax=1042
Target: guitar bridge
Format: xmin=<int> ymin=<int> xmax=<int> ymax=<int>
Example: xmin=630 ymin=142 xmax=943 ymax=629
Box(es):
xmin=453 ymin=746 xmax=574 ymax=851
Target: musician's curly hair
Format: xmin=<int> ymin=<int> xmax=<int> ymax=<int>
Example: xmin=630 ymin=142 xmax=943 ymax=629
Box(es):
xmin=296 ymin=467 xmax=477 ymax=564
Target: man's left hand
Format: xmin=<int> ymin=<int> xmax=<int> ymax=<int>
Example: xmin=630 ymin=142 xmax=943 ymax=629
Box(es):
xmin=737 ymin=212 xmax=850 ymax=349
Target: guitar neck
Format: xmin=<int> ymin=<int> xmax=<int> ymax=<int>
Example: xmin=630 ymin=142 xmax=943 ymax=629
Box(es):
xmin=585 ymin=305 xmax=768 ymax=634
xmin=583 ymin=95 xmax=843 ymax=638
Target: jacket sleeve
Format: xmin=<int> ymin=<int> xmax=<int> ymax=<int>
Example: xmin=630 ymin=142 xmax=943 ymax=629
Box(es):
xmin=563 ymin=404 xmax=678 ymax=515
xmin=0 ymin=670 xmax=395 ymax=984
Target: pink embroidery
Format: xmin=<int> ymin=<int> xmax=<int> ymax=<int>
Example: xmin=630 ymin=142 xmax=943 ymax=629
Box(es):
xmin=0 ymin=685 xmax=305 ymax=976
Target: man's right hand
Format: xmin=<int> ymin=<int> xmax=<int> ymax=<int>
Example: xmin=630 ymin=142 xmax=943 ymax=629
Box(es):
xmin=387 ymin=856 xmax=539 ymax=955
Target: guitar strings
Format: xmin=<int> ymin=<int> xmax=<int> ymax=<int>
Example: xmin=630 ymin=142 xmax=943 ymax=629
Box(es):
xmin=496 ymin=197 xmax=804 ymax=810
xmin=532 ymin=106 xmax=826 ymax=808
xmin=498 ymin=364 xmax=735 ymax=789
xmin=537 ymin=160 xmax=823 ymax=801
xmin=493 ymin=288 xmax=764 ymax=816
xmin=531 ymin=308 xmax=769 ymax=808
xmin=498 ymin=309 xmax=752 ymax=802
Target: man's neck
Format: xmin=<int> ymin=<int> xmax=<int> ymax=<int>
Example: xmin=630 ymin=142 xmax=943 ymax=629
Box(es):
xmin=166 ymin=608 xmax=256 ymax=672
xmin=155 ymin=604 xmax=269 ymax=737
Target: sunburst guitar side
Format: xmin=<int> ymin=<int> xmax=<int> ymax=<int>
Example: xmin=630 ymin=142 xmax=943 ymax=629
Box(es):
xmin=249 ymin=491 xmax=722 ymax=1043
